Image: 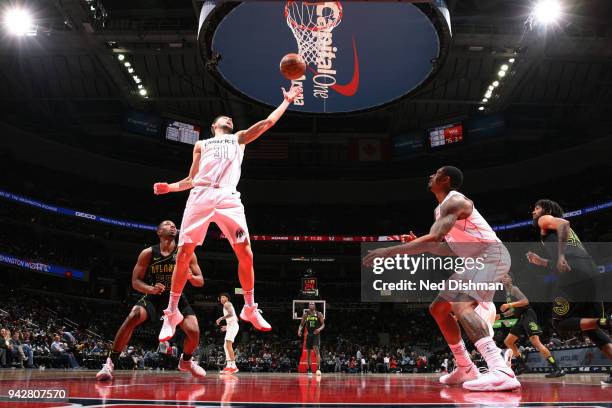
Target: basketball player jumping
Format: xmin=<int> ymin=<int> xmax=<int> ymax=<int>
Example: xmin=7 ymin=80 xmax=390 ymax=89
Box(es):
xmin=499 ymin=274 xmax=565 ymax=378
xmin=96 ymin=220 xmax=205 ymax=381
xmin=364 ymin=166 xmax=520 ymax=391
xmin=154 ymin=85 xmax=303 ymax=341
xmin=527 ymin=199 xmax=611 ymax=386
xmin=216 ymin=292 xmax=239 ymax=374
xmin=298 ymin=301 xmax=325 ymax=376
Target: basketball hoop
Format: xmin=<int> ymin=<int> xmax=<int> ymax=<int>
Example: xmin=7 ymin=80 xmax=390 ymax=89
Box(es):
xmin=285 ymin=1 xmax=343 ymax=66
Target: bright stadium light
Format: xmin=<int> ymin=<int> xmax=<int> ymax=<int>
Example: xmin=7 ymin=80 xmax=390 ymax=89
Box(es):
xmin=509 ymin=58 xmax=515 ymax=63
xmin=485 ymin=91 xmax=492 ymax=98
xmin=478 ymin=106 xmax=485 ymax=111
xmin=127 ymin=68 xmax=134 ymax=73
xmin=133 ymin=76 xmax=141 ymax=84
xmin=117 ymin=54 xmax=125 ymax=61
xmin=137 ymin=84 xmax=143 ymax=89
xmin=493 ymin=81 xmax=500 ymax=87
xmin=139 ymin=88 xmax=147 ymax=96
xmin=482 ymin=98 xmax=488 ymax=103
xmin=124 ymin=62 xmax=131 ymax=67
xmin=4 ymin=7 xmax=34 ymax=36
xmin=533 ymin=0 xmax=561 ymax=25
xmin=498 ymin=70 xmax=506 ymax=77
xmin=501 ymin=64 xmax=509 ymax=71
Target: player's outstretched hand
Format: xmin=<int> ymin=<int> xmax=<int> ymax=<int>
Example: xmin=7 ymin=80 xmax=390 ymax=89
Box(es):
xmin=556 ymin=255 xmax=571 ymax=273
xmin=400 ymin=231 xmax=418 ymax=243
xmin=282 ymin=85 xmax=303 ymax=103
xmin=153 ymin=182 xmax=170 ymax=195
xmin=150 ymin=283 xmax=165 ymax=294
xmin=363 ymin=247 xmax=391 ymax=267
xmin=525 ymin=251 xmax=547 ymax=266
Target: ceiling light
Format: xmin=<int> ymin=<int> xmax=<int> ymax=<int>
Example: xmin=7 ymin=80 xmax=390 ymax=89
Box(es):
xmin=139 ymin=88 xmax=147 ymax=96
xmin=533 ymin=0 xmax=561 ymax=25
xmin=117 ymin=54 xmax=125 ymax=61
xmin=508 ymin=58 xmax=515 ymax=63
xmin=498 ymin=70 xmax=506 ymax=77
xmin=4 ymin=8 xmax=34 ymax=36
xmin=493 ymin=81 xmax=500 ymax=87
xmin=478 ymin=106 xmax=485 ymax=111
xmin=501 ymin=64 xmax=509 ymax=71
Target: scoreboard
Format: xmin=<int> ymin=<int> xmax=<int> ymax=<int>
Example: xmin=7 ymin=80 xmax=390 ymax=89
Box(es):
xmin=428 ymin=122 xmax=463 ymax=148
xmin=301 ymin=277 xmax=318 ymax=297
xmin=165 ymin=120 xmax=201 ymax=145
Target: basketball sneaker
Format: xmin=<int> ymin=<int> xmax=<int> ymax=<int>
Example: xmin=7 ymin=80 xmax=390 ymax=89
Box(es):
xmin=601 ymin=373 xmax=612 ymax=386
xmin=545 ymin=368 xmax=566 ymax=378
xmin=226 ymin=366 xmax=239 ymax=374
xmin=316 ymin=369 xmax=321 ymax=376
xmin=159 ymin=308 xmax=184 ymax=341
xmin=240 ymin=304 xmax=271 ymax=331
xmin=307 ymin=369 xmax=313 ymax=377
xmin=439 ymin=363 xmax=479 ymax=385
xmin=178 ymin=354 xmax=206 ymax=378
xmin=96 ymin=357 xmax=114 ymax=381
xmin=462 ymin=367 xmax=521 ymax=391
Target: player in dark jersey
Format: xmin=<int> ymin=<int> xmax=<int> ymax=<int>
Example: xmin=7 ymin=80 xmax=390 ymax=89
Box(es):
xmin=96 ymin=220 xmax=206 ymax=381
xmin=298 ymin=302 xmax=324 ymax=376
xmin=526 ymin=199 xmax=611 ymax=385
xmin=499 ymin=275 xmax=565 ymax=377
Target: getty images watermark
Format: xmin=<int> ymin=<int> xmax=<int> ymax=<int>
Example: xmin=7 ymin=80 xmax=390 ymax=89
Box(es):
xmin=370 ymin=253 xmax=496 ymax=293
xmin=361 ymin=242 xmax=612 ymax=303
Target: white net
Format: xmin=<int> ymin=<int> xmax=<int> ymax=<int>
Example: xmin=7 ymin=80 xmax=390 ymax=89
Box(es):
xmin=285 ymin=1 xmax=343 ymax=66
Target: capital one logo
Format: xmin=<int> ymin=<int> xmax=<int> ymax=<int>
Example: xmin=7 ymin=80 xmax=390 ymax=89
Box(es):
xmin=292 ymin=2 xmax=360 ymax=105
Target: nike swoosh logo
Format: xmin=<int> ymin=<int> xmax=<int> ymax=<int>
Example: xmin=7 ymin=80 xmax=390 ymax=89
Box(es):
xmin=330 ymin=36 xmax=360 ymax=96
xmin=498 ymin=370 xmax=516 ymax=379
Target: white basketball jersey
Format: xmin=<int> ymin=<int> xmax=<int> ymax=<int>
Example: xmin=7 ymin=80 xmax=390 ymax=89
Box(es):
xmin=434 ymin=190 xmax=500 ymax=244
xmin=225 ymin=302 xmax=238 ymax=325
xmin=193 ymin=134 xmax=244 ymax=189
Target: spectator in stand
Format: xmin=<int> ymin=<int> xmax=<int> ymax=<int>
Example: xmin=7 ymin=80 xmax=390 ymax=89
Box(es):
xmin=0 ymin=328 xmax=9 ymax=367
xmin=383 ymin=355 xmax=390 ymax=373
xmin=50 ymin=334 xmax=79 ymax=368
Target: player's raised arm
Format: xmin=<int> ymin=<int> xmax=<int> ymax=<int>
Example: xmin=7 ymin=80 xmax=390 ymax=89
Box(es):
xmin=537 ymin=214 xmax=571 ymax=272
xmin=363 ymin=195 xmax=470 ymax=266
xmin=131 ymin=248 xmax=162 ymax=295
xmin=153 ymin=141 xmax=202 ymax=195
xmin=236 ymin=85 xmax=303 ymax=145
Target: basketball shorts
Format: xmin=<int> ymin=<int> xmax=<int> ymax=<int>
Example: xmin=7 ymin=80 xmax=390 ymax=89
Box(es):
xmin=224 ymin=322 xmax=239 ymax=343
xmin=474 ymin=301 xmax=497 ymax=337
xmin=439 ymin=242 xmax=511 ymax=304
xmin=135 ymin=294 xmax=195 ymax=324
xmin=305 ymin=333 xmax=320 ymax=349
xmin=178 ymin=187 xmax=250 ymax=246
xmin=509 ymin=308 xmax=543 ymax=338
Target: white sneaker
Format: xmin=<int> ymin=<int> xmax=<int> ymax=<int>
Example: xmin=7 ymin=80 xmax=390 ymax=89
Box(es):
xmin=159 ymin=309 xmax=184 ymax=341
xmin=178 ymin=354 xmax=206 ymax=378
xmin=504 ymin=349 xmax=513 ymax=367
xmin=316 ymin=369 xmax=321 ymax=376
xmin=439 ymin=364 xmax=479 ymax=385
xmin=96 ymin=357 xmax=114 ymax=381
xmin=240 ymin=304 xmax=271 ymax=331
xmin=462 ymin=367 xmax=521 ymax=391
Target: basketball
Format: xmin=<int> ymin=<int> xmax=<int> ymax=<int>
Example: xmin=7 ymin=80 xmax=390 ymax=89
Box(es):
xmin=280 ymin=53 xmax=306 ymax=80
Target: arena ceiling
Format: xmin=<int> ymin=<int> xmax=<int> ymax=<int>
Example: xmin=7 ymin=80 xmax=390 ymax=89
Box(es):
xmin=0 ymin=0 xmax=610 ymax=137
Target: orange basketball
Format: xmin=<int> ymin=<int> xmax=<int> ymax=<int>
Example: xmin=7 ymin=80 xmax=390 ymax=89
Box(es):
xmin=280 ymin=53 xmax=306 ymax=80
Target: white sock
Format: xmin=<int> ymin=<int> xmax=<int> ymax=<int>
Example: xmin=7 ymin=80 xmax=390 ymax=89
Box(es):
xmin=243 ymin=289 xmax=255 ymax=307
xmin=475 ymin=336 xmax=507 ymax=370
xmin=167 ymin=292 xmax=181 ymax=312
xmin=449 ymin=340 xmax=473 ymax=367
xmin=231 ymin=360 xmax=236 ymax=368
